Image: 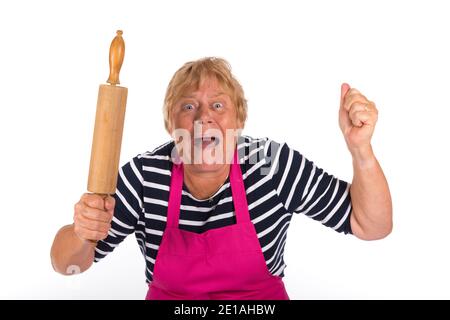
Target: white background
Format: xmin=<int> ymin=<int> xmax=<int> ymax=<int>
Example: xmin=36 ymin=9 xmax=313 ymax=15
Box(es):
xmin=1 ymin=0 xmax=449 ymax=299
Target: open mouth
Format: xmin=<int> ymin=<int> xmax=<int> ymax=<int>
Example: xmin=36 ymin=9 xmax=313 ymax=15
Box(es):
xmin=194 ymin=136 xmax=220 ymax=147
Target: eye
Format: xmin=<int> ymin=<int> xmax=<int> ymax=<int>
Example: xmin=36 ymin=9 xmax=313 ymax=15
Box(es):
xmin=182 ymin=103 xmax=195 ymax=110
xmin=213 ymin=102 xmax=223 ymax=109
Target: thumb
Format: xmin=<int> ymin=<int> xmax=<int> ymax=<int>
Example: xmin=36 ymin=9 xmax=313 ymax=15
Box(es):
xmin=104 ymin=195 xmax=116 ymax=212
xmin=340 ymin=82 xmax=351 ymax=108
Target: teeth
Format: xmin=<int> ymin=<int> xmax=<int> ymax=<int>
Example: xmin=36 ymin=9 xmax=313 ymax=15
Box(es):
xmin=194 ymin=136 xmax=219 ymax=145
xmin=196 ymin=136 xmax=215 ymax=141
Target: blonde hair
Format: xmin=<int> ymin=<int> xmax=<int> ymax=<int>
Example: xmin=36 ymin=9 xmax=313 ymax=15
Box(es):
xmin=163 ymin=57 xmax=248 ymax=132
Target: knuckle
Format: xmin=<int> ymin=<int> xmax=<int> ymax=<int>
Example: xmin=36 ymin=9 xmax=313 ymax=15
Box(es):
xmin=349 ymin=88 xmax=360 ymax=95
xmin=349 ymin=105 xmax=360 ymax=114
xmin=73 ymin=211 xmax=83 ymax=223
xmin=74 ymin=224 xmax=83 ymax=235
xmin=105 ymin=197 xmax=116 ymax=210
xmin=93 ymin=220 xmax=103 ymax=230
xmin=81 ymin=193 xmax=92 ymax=203
xmin=84 ymin=194 xmax=102 ymax=208
xmin=103 ymin=223 xmax=112 ymax=233
xmin=108 ymin=196 xmax=116 ymax=205
xmin=348 ymin=96 xmax=360 ymax=105
xmin=90 ymin=199 xmax=100 ymax=208
xmin=74 ymin=202 xmax=81 ymax=212
xmin=96 ymin=231 xmax=107 ymax=240
xmin=371 ymin=103 xmax=378 ymax=113
xmin=84 ymin=207 xmax=96 ymax=218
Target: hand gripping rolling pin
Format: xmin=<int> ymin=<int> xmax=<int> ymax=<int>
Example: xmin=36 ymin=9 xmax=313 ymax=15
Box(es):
xmin=87 ymin=30 xmax=127 ymax=197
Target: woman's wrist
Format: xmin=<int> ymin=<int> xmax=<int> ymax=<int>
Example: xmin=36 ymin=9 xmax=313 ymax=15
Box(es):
xmin=349 ymin=144 xmax=377 ymax=169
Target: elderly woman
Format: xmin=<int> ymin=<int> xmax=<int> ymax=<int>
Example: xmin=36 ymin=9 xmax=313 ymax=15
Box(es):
xmin=51 ymin=57 xmax=392 ymax=300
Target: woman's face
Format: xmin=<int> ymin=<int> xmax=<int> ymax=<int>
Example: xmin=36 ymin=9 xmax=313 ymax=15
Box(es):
xmin=170 ymin=77 xmax=242 ymax=173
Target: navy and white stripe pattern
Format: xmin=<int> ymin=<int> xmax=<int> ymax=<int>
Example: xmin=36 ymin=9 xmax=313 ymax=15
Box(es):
xmin=94 ymin=136 xmax=353 ymax=283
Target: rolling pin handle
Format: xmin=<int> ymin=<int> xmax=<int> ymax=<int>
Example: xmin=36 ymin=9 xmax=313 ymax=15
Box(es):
xmin=107 ymin=30 xmax=125 ymax=86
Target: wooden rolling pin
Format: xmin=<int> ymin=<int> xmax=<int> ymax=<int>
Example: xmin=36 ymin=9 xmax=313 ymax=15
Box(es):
xmin=87 ymin=30 xmax=128 ymax=195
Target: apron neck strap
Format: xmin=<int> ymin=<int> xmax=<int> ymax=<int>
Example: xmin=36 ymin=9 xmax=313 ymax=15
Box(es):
xmin=166 ymin=162 xmax=184 ymax=228
xmin=229 ymin=149 xmax=251 ymax=224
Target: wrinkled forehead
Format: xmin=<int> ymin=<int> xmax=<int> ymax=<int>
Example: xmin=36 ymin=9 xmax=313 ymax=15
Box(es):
xmin=177 ymin=75 xmax=233 ymax=100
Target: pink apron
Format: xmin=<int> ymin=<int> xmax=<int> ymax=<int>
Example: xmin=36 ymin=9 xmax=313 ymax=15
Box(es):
xmin=145 ymin=149 xmax=290 ymax=300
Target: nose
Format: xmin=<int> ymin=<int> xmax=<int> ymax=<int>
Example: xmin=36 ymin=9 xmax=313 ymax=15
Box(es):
xmin=194 ymin=104 xmax=213 ymax=125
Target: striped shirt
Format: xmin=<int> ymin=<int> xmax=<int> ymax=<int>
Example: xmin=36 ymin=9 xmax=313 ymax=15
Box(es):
xmin=94 ymin=135 xmax=353 ymax=283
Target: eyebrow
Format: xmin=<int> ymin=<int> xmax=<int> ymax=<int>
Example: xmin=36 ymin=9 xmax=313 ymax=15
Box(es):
xmin=180 ymin=92 xmax=227 ymax=98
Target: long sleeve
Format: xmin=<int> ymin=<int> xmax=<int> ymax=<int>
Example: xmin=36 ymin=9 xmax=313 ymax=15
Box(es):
xmin=269 ymin=140 xmax=353 ymax=234
xmin=94 ymin=156 xmax=144 ymax=262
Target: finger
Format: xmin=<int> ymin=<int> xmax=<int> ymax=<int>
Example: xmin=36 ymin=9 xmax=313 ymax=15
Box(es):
xmin=342 ymin=94 xmax=368 ymax=112
xmin=340 ymin=83 xmax=351 ymax=108
xmin=74 ymin=224 xmax=108 ymax=241
xmin=82 ymin=193 xmax=106 ymax=210
xmin=354 ymin=101 xmax=378 ymax=114
xmin=83 ymin=206 xmax=113 ymax=223
xmin=75 ymin=214 xmax=111 ymax=233
xmin=346 ymin=88 xmax=368 ymax=104
xmin=367 ymin=101 xmax=378 ymax=114
xmin=347 ymin=88 xmax=362 ymax=96
xmin=104 ymin=196 xmax=116 ymax=212
xmin=349 ymin=102 xmax=369 ymax=120
xmin=350 ymin=111 xmax=375 ymax=127
xmin=76 ymin=201 xmax=112 ymax=223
